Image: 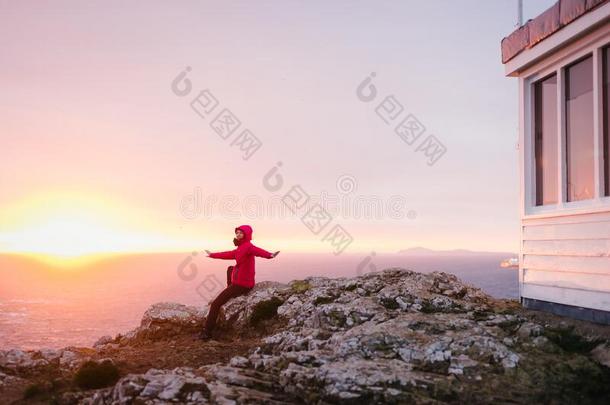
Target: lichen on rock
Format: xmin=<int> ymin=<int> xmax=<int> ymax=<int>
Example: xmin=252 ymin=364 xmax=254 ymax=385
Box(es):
xmin=2 ymin=267 xmax=610 ymax=404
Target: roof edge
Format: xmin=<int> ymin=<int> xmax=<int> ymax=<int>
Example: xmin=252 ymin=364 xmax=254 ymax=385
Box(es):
xmin=503 ymin=0 xmax=610 ymax=77
xmin=501 ymin=0 xmax=609 ymax=65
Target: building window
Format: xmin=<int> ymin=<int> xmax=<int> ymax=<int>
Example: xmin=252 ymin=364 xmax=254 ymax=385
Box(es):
xmin=565 ymin=55 xmax=594 ymax=202
xmin=602 ymin=47 xmax=610 ymax=196
xmin=534 ymin=74 xmax=558 ymax=206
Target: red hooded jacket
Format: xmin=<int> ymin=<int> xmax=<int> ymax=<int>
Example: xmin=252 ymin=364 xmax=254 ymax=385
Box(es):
xmin=208 ymin=225 xmax=273 ymax=288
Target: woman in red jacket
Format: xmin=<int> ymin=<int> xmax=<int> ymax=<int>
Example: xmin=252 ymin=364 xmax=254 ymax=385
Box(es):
xmin=199 ymin=225 xmax=279 ymax=340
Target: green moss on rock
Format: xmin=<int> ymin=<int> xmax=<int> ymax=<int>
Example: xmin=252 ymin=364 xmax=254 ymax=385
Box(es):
xmin=250 ymin=297 xmax=284 ymax=326
xmin=471 ymin=309 xmax=493 ymax=321
xmin=543 ymin=325 xmax=603 ymax=354
xmin=380 ymin=297 xmax=399 ymax=310
xmin=74 ymin=360 xmax=120 ymax=390
xmin=290 ymin=280 xmax=311 ymax=294
xmin=23 ymin=383 xmax=45 ymax=399
xmin=419 ymin=300 xmax=438 ymax=314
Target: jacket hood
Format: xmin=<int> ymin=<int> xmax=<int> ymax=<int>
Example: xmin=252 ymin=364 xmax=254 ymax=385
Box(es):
xmin=234 ymin=225 xmax=253 ymax=244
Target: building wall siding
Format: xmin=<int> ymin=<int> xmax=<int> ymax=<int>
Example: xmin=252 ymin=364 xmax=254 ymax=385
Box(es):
xmin=521 ymin=210 xmax=610 ymax=313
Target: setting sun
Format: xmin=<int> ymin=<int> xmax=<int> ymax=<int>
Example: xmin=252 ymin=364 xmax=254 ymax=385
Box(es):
xmin=0 ymin=191 xmax=185 ymax=262
xmin=8 ymin=211 xmax=118 ymax=257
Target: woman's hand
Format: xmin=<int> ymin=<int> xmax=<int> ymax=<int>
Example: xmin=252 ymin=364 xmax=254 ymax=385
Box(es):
xmin=271 ymin=251 xmax=280 ymax=258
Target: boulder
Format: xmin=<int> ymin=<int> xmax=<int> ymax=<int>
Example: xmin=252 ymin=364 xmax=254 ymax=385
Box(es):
xmin=111 ymin=367 xmax=210 ymax=403
xmin=123 ymin=302 xmax=207 ymax=341
xmin=591 ymin=343 xmax=610 ymax=368
xmin=93 ymin=335 xmax=113 ymax=348
xmin=8 ymin=267 xmax=610 ymax=404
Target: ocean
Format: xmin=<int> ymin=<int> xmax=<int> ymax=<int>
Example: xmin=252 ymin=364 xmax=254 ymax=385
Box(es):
xmin=0 ymin=251 xmax=518 ymax=350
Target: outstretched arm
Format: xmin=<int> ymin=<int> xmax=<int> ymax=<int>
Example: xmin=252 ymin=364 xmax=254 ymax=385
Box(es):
xmin=249 ymin=245 xmax=280 ymax=259
xmin=206 ymin=249 xmax=236 ymax=260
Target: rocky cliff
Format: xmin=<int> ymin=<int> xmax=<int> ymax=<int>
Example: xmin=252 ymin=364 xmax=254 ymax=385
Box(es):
xmin=1 ymin=268 xmax=610 ymax=404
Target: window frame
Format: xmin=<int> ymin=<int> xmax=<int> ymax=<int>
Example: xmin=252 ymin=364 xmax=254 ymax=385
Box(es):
xmin=532 ymin=72 xmax=559 ymax=207
xmin=564 ymin=53 xmax=595 ymax=203
xmin=522 ymin=33 xmax=610 ymax=218
xmin=600 ymin=44 xmax=610 ymax=197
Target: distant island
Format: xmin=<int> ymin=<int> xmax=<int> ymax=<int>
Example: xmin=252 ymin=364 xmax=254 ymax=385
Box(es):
xmin=398 ymin=246 xmax=517 ymax=257
xmin=397 ymin=247 xmax=519 ymax=269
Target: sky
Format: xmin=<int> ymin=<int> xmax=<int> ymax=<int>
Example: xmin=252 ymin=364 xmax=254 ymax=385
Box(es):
xmin=0 ymin=0 xmax=557 ymax=258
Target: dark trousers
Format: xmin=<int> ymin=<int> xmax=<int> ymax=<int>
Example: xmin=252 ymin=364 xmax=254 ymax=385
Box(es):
xmin=204 ymin=266 xmax=251 ymax=333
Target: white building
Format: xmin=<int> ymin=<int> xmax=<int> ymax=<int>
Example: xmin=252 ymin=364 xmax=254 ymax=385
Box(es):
xmin=501 ymin=0 xmax=610 ymax=324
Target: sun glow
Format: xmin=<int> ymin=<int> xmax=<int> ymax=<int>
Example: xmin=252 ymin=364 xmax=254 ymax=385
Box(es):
xmin=0 ymin=191 xmax=186 ymax=265
xmin=8 ymin=211 xmax=120 ymax=257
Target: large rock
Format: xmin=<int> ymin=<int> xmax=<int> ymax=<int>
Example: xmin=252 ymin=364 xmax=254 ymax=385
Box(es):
xmin=76 ymin=367 xmax=209 ymax=404
xmin=0 ymin=349 xmax=42 ymax=371
xmin=0 ymin=347 xmax=91 ymax=373
xmin=8 ymin=267 xmax=610 ymax=404
xmin=591 ymin=343 xmax=610 ymax=368
xmin=120 ymin=302 xmax=207 ymax=341
xmin=0 ymin=370 xmax=24 ymax=387
xmin=114 ymin=286 xmax=290 ymax=344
